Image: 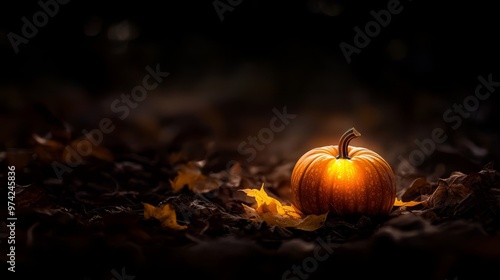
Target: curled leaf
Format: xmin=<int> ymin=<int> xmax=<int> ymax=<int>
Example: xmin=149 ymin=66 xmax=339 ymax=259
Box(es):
xmin=423 ymin=171 xmax=470 ymax=209
xmin=401 ymin=177 xmax=433 ymax=202
xmin=143 ymin=202 xmax=187 ymax=230
xmin=241 ymin=184 xmax=327 ymax=231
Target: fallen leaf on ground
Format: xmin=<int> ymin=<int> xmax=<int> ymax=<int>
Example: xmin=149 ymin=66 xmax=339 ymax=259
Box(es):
xmin=33 ymin=133 xmax=66 ymax=162
xmin=423 ymin=171 xmax=469 ymax=209
xmin=241 ymin=184 xmax=327 ymax=231
xmin=169 ymin=162 xmax=221 ymax=193
xmin=143 ymin=202 xmax=187 ymax=230
xmin=401 ymin=177 xmax=434 ymax=202
xmin=394 ymin=198 xmax=423 ymax=207
xmin=68 ymin=138 xmax=114 ymax=162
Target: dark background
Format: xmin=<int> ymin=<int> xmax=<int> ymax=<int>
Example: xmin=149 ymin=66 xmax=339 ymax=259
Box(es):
xmin=1 ymin=0 xmax=500 ymax=279
xmin=1 ymin=0 xmax=499 ymax=173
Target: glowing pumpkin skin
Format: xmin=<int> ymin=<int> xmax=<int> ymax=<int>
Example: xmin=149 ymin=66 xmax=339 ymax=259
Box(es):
xmin=291 ymin=128 xmax=396 ymax=216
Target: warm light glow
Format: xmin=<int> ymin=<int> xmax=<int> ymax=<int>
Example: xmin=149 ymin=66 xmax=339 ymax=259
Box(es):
xmin=327 ymin=158 xmax=366 ymax=190
xmin=291 ymin=128 xmax=396 ymax=216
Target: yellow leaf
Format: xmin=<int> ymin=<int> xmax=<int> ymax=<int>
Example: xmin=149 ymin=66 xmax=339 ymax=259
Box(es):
xmin=241 ymin=184 xmax=327 ymax=231
xmin=241 ymin=186 xmax=279 ymax=209
xmin=143 ymin=202 xmax=187 ymax=230
xmin=393 ymin=197 xmax=422 ymax=207
xmin=169 ymin=162 xmax=220 ymax=193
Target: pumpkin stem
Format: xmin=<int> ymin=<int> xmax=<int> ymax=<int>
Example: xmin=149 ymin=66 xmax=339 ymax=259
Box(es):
xmin=337 ymin=127 xmax=361 ymax=159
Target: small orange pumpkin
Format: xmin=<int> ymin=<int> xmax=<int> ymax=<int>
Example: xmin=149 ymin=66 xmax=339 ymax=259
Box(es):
xmin=291 ymin=127 xmax=396 ymax=216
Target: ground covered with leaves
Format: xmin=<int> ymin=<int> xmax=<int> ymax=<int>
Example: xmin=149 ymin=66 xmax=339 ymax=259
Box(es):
xmin=2 ymin=97 xmax=500 ymax=280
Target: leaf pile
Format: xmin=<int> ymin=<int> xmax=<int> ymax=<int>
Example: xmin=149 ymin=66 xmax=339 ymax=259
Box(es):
xmin=2 ymin=105 xmax=500 ymax=280
xmin=395 ymin=163 xmax=500 ymax=231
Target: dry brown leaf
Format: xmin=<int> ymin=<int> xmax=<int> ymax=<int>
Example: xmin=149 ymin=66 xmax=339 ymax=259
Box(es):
xmin=33 ymin=133 xmax=66 ymax=162
xmin=423 ymin=171 xmax=470 ymax=208
xmin=143 ymin=202 xmax=187 ymax=230
xmin=33 ymin=134 xmax=114 ymax=163
xmin=169 ymin=162 xmax=221 ymax=193
xmin=401 ymin=177 xmax=433 ymax=202
xmin=241 ymin=184 xmax=327 ymax=231
xmin=67 ymin=138 xmax=114 ymax=162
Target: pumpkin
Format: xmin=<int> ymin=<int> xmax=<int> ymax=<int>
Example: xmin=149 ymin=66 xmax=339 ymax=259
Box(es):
xmin=291 ymin=127 xmax=396 ymax=216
